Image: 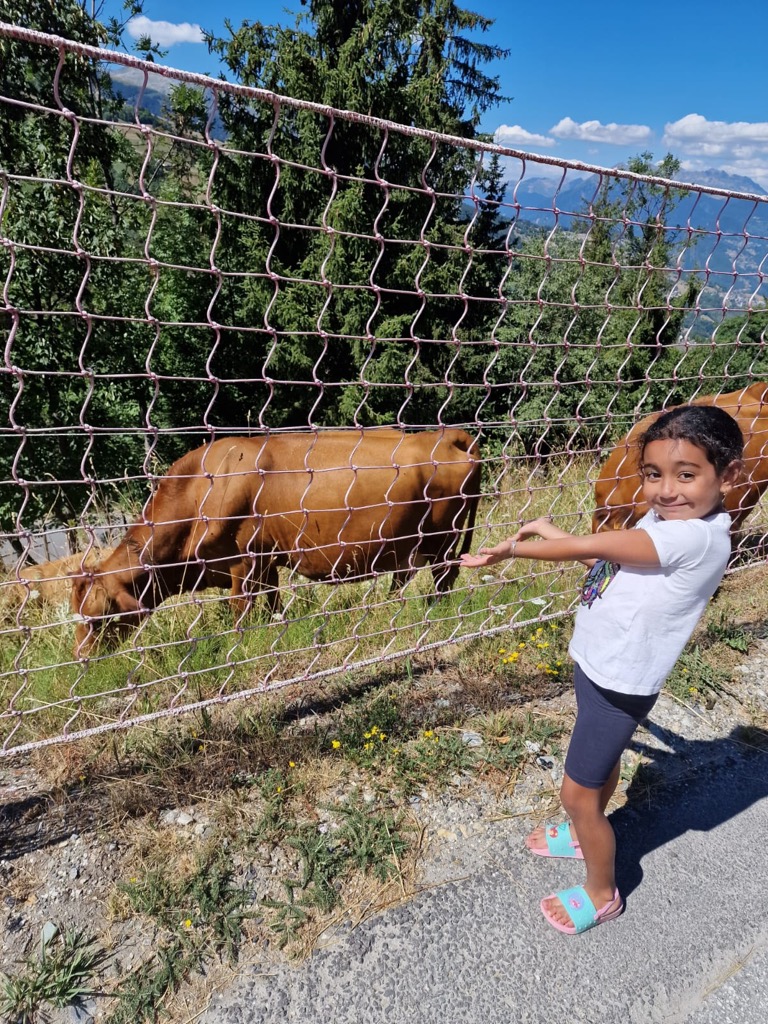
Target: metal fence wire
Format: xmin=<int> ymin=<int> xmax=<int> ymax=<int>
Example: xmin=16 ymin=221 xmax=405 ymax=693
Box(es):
xmin=1 ymin=23 xmax=767 ymax=756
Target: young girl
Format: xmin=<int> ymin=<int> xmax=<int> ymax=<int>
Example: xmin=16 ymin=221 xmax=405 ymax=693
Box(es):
xmin=460 ymin=405 xmax=744 ymax=935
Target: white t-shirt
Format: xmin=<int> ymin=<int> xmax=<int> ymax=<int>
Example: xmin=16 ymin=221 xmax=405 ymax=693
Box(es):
xmin=568 ymin=510 xmax=732 ymax=696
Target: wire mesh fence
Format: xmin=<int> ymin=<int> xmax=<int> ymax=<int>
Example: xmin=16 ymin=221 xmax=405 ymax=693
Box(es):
xmin=1 ymin=22 xmax=767 ymax=756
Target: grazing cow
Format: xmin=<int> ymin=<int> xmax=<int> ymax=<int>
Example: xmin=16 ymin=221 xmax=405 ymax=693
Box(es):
xmin=71 ymin=429 xmax=481 ymax=655
xmin=593 ymin=382 xmax=768 ymax=531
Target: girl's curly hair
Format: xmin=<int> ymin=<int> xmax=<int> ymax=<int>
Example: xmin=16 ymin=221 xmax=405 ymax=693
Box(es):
xmin=639 ymin=404 xmax=744 ymax=473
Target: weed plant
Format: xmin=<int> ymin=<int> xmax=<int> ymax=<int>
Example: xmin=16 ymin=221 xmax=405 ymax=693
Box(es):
xmin=0 ymin=926 xmax=106 ymax=1024
xmin=117 ymin=850 xmax=252 ymax=961
xmin=105 ymin=851 xmax=256 ymax=1024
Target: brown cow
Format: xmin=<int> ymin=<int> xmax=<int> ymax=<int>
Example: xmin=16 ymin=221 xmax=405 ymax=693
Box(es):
xmin=593 ymin=382 xmax=768 ymax=531
xmin=71 ymin=429 xmax=481 ymax=655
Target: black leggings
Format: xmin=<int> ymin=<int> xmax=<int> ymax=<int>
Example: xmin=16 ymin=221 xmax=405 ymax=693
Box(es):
xmin=564 ymin=663 xmax=658 ymax=789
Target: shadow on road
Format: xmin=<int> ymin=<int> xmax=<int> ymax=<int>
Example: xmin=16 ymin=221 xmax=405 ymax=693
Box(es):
xmin=612 ymin=721 xmax=768 ymax=900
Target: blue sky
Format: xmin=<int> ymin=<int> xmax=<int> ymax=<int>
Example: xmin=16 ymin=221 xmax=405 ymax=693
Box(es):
xmin=99 ymin=0 xmax=768 ymax=190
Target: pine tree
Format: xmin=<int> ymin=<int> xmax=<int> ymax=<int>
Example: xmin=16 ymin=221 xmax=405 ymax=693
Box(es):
xmin=202 ymin=0 xmax=511 ymax=427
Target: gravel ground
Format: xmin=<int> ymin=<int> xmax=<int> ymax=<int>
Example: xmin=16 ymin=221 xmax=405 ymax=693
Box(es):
xmin=2 ymin=641 xmax=768 ymax=1023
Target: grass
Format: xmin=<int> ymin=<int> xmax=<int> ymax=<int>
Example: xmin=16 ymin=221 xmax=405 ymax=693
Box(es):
xmin=0 ymin=925 xmax=107 ymax=1024
xmin=3 ymin=557 xmax=766 ymax=1021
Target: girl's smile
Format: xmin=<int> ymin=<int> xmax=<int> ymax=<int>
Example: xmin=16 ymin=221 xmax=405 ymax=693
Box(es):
xmin=640 ymin=438 xmax=739 ymax=521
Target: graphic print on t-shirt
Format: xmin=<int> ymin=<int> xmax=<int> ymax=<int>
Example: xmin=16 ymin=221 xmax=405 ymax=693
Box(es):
xmin=580 ymin=559 xmax=620 ymax=608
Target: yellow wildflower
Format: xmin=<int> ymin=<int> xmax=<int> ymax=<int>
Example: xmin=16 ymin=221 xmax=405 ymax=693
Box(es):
xmin=332 ymin=739 xmax=341 ymax=749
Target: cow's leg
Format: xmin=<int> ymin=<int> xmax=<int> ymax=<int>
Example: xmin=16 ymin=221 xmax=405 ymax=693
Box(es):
xmin=388 ymin=551 xmax=427 ymax=596
xmin=430 ymin=557 xmax=460 ymax=596
xmin=230 ymin=558 xmax=281 ymax=624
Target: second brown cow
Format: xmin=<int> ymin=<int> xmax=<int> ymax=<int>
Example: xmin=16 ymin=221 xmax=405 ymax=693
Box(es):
xmin=71 ymin=429 xmax=481 ymax=655
xmin=593 ymin=382 xmax=768 ymax=531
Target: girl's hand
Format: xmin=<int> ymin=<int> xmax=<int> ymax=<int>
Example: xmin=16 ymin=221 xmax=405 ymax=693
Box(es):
xmin=459 ymin=539 xmax=516 ymax=567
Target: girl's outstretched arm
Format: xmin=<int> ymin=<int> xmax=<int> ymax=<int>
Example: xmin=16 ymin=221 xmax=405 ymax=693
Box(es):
xmin=460 ymin=521 xmax=660 ymax=570
xmin=513 ymin=516 xmax=597 ymax=567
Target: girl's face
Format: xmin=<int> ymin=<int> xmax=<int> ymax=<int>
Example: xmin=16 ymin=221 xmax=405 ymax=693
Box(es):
xmin=640 ymin=438 xmax=741 ymax=521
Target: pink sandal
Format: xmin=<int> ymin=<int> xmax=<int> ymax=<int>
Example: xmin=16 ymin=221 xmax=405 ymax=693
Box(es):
xmin=540 ymin=886 xmax=624 ymax=934
xmin=528 ymin=821 xmax=584 ymax=860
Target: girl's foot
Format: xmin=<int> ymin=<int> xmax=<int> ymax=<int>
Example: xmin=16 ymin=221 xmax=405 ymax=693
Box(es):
xmin=526 ymin=821 xmax=582 ymax=858
xmin=541 ymin=885 xmax=620 ymax=930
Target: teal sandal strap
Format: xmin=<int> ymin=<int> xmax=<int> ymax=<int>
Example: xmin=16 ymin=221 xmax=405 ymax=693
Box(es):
xmin=544 ymin=822 xmax=580 ymax=857
xmin=554 ymin=886 xmax=597 ymax=932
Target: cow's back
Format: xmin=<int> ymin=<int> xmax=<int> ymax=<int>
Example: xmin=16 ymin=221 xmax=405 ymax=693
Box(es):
xmin=594 ymin=383 xmax=768 ymax=530
xmin=243 ymin=429 xmax=479 ymax=579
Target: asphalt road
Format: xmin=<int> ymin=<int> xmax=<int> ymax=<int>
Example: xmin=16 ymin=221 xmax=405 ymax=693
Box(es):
xmin=201 ymin=737 xmax=768 ymax=1024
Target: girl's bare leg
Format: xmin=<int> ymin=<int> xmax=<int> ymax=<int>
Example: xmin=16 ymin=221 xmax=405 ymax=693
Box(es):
xmin=525 ymin=759 xmax=621 ymax=852
xmin=540 ymin=771 xmax=622 ymax=926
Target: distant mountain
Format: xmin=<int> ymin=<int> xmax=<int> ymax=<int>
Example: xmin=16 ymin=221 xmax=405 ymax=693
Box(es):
xmin=501 ymin=168 xmax=768 ymax=230
xmin=106 ymin=65 xmax=226 ymax=139
xmin=686 ymin=168 xmax=768 ymax=196
xmin=107 ymin=65 xmax=174 ymax=119
xmin=497 ymin=168 xmax=768 ymax=322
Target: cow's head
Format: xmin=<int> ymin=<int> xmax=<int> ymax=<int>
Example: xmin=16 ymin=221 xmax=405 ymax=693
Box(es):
xmin=592 ymin=435 xmax=646 ymax=533
xmin=70 ymin=571 xmax=144 ymax=657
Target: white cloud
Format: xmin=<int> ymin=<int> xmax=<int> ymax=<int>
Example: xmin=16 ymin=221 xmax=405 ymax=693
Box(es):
xmin=494 ymin=124 xmax=555 ymax=149
xmin=126 ymin=15 xmax=204 ymax=47
xmin=663 ymin=113 xmax=768 ymax=155
xmin=666 ymin=114 xmax=768 ymax=191
xmin=550 ymin=117 xmax=652 ymax=145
